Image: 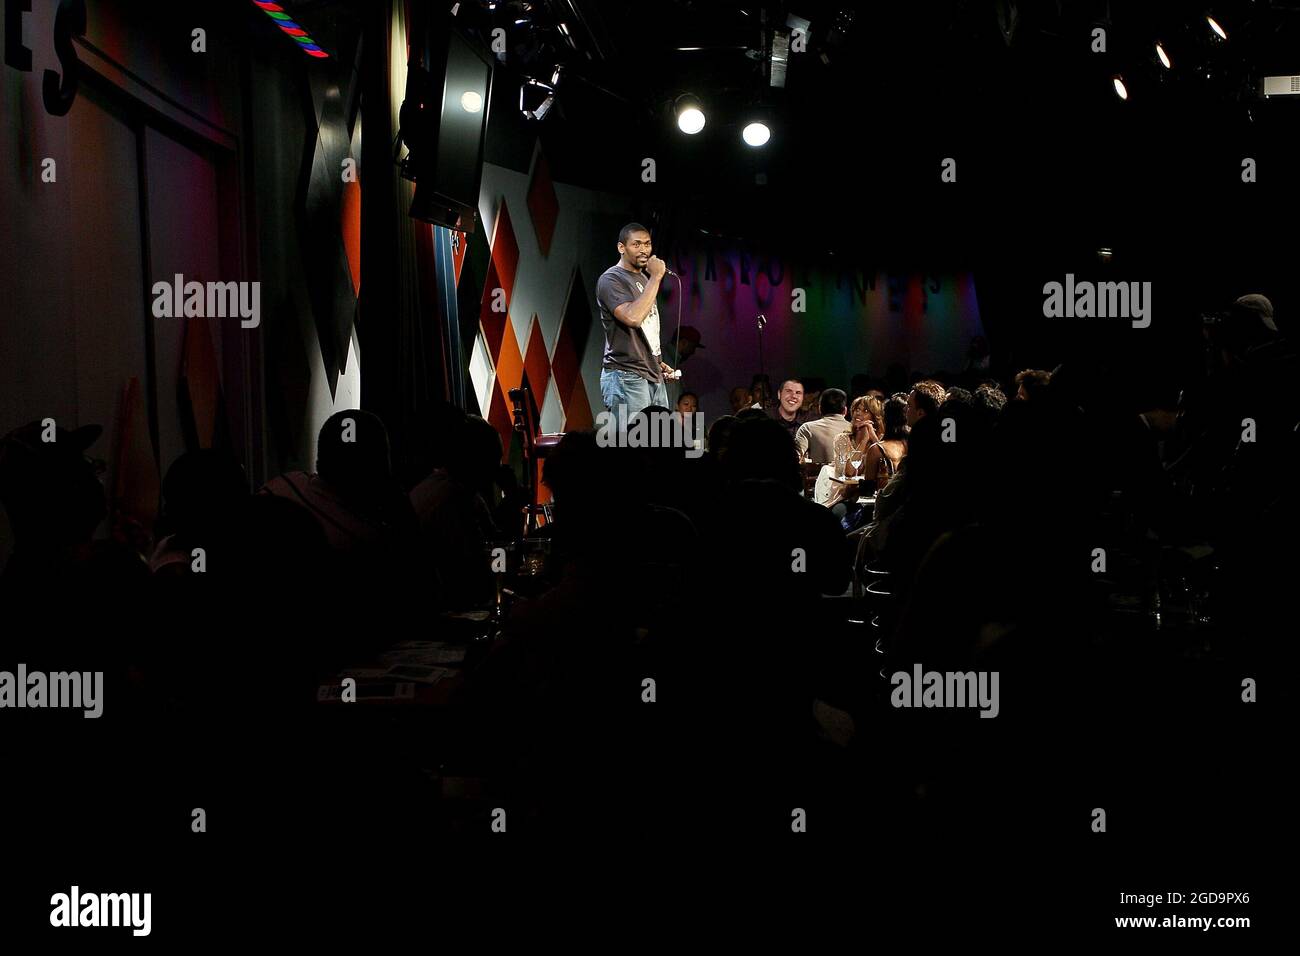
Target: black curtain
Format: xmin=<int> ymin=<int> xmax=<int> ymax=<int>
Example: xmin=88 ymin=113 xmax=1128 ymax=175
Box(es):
xmin=359 ymin=0 xmax=448 ymax=482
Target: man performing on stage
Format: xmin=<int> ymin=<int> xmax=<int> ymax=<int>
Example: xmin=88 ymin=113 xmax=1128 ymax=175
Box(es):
xmin=596 ymin=223 xmax=678 ymax=419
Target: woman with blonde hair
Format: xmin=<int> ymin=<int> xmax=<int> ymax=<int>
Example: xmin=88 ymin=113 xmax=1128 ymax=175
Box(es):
xmin=826 ymin=394 xmax=888 ymax=509
xmin=847 ymin=393 xmax=908 ymax=492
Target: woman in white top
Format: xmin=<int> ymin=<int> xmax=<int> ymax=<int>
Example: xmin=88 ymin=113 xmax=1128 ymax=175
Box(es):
xmin=828 ymin=394 xmax=908 ymax=511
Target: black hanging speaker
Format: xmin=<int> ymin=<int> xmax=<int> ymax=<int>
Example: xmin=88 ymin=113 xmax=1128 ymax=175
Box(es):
xmin=398 ymin=21 xmax=494 ymax=231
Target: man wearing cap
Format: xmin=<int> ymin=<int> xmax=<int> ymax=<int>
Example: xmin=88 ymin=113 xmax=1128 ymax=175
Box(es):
xmin=1229 ymin=293 xmax=1279 ymax=339
xmin=1170 ymin=292 xmax=1295 ymax=494
xmin=659 ymin=325 xmax=703 ymax=408
xmin=1192 ymin=292 xmax=1297 ymax=656
xmin=661 ymin=325 xmax=704 ymax=367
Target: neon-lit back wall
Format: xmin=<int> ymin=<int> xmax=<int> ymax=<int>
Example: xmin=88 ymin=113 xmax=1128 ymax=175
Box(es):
xmin=647 ymin=243 xmax=984 ymax=419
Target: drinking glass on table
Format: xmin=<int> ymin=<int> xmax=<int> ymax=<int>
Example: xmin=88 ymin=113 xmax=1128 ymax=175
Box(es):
xmin=832 ymin=432 xmax=851 ymax=479
xmin=846 ymin=445 xmax=865 ymax=478
xmin=520 ymin=538 xmax=550 ymax=578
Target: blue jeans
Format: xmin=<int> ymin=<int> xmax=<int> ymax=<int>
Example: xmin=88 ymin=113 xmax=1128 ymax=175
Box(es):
xmin=600 ymin=368 xmax=667 ymax=419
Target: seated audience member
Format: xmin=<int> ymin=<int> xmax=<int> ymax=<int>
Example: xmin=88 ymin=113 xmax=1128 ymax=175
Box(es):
xmin=531 ymin=430 xmax=606 ymax=573
xmin=1014 ymin=368 xmax=1052 ymax=402
xmin=501 ymin=427 xmax=691 ymax=663
xmin=409 ymin=415 xmax=505 ymax=609
xmin=401 ymin=401 xmax=467 ymax=489
xmin=839 ymin=395 xmax=881 ymax=471
xmin=682 ymin=416 xmax=851 ymax=824
xmin=675 ymin=391 xmax=699 ymax=425
xmin=794 ymin=388 xmax=852 ymax=463
xmin=729 ymin=386 xmax=753 ymax=413
xmin=707 ymin=415 xmax=740 ymax=458
xmin=853 ymin=393 xmax=908 ymax=493
xmin=151 ymin=450 xmax=249 ymax=576
xmin=905 ymin=379 xmax=947 ymax=428
xmin=714 ymin=417 xmax=851 ymax=600
xmin=478 ymin=428 xmax=707 ymax=836
xmin=749 ymin=374 xmax=775 ymax=409
xmin=0 ymin=421 xmax=149 ymax=745
xmin=864 ymin=408 xmax=975 ymax=580
xmin=0 ymin=421 xmax=147 ymax=587
xmin=972 ymin=383 xmax=1008 ymax=430
xmin=824 ymin=395 xmax=879 ymax=497
xmin=261 ymin=409 xmax=416 ymax=566
xmin=944 ymin=386 xmax=974 ymax=407
xmin=826 ymin=394 xmax=882 ymax=511
xmin=704 ymin=417 xmax=853 ymax=756
xmin=766 ymin=377 xmax=811 ymax=437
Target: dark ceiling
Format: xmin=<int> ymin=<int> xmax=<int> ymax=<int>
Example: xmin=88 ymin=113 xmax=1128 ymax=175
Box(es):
xmin=461 ymin=0 xmax=1300 ymax=390
xmin=453 ymin=0 xmax=1300 ymax=256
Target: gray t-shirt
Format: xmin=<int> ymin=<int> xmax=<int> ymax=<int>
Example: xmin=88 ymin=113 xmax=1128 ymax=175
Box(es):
xmin=597 ymin=264 xmax=662 ymax=383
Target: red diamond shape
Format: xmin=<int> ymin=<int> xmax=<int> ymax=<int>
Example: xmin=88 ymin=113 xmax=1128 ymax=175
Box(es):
xmin=563 ymin=377 xmax=594 ymax=431
xmin=522 ymin=317 xmax=551 ymax=420
xmin=526 ymin=150 xmax=559 ymax=258
xmin=490 ymin=198 xmax=519 ymax=305
xmin=494 ymin=321 xmax=525 ymax=408
xmin=479 ymin=255 xmax=508 ymax=362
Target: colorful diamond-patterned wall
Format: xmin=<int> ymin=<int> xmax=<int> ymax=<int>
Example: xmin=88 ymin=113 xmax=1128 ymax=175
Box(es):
xmin=464 ymin=146 xmax=601 ymax=460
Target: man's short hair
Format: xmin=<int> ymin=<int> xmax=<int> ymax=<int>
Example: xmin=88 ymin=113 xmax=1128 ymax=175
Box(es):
xmin=778 ymin=377 xmax=804 ymax=392
xmin=618 ymin=222 xmax=649 ymax=246
xmin=973 ymin=384 xmax=1008 ymax=416
xmin=1014 ymin=369 xmax=1052 ymax=398
xmin=910 ymin=380 xmax=946 ymax=417
xmin=820 ymin=388 xmax=848 ymax=416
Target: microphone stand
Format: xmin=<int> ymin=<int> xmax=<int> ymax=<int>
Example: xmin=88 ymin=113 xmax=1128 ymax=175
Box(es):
xmin=646 ymin=267 xmax=685 ymax=385
xmin=756 ymin=313 xmax=767 ymax=385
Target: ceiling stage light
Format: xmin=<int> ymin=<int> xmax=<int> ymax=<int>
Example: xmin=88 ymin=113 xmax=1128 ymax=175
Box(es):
xmin=675 ymin=95 xmax=706 ymax=134
xmin=742 ymin=122 xmax=771 ymax=146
